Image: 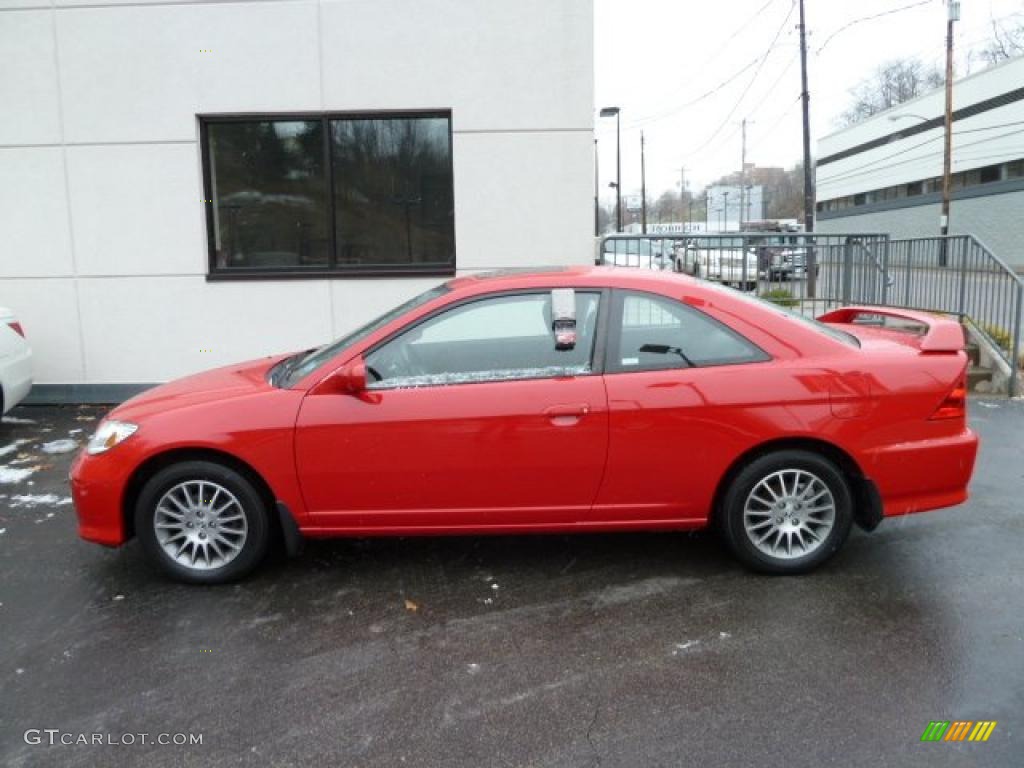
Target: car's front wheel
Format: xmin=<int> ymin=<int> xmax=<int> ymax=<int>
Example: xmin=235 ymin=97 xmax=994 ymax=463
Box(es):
xmin=721 ymin=450 xmax=852 ymax=574
xmin=135 ymin=460 xmax=270 ymax=584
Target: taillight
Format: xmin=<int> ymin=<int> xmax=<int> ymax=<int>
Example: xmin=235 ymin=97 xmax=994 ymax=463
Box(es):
xmin=8 ymin=321 xmax=24 ymax=338
xmin=930 ymin=371 xmax=967 ymax=420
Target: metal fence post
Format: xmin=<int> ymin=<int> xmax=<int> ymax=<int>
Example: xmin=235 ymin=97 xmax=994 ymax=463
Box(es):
xmin=956 ymin=236 xmax=968 ymax=320
xmin=880 ymin=239 xmax=889 ymax=306
xmin=842 ymin=240 xmax=853 ymax=305
xmin=1011 ymin=283 xmax=1022 ymax=397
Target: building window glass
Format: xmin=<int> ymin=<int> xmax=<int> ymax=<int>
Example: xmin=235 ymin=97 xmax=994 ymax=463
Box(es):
xmin=978 ymin=164 xmax=1002 ymax=184
xmin=1007 ymin=160 xmax=1024 ymax=179
xmin=202 ymin=112 xmax=455 ymax=278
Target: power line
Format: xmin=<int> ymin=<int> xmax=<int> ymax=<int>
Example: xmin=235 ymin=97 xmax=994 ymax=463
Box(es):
xmin=814 ymin=0 xmax=935 ymax=56
xmin=748 ymin=94 xmax=803 ymax=153
xmin=624 ymin=1 xmax=798 ymax=131
xmin=682 ymin=1 xmax=798 ymax=157
xmin=817 ymin=125 xmax=1024 ymax=187
xmin=614 ymin=0 xmax=786 ymax=126
xmin=622 ymin=58 xmax=762 ymax=128
xmin=818 ymin=120 xmax=1024 ymax=182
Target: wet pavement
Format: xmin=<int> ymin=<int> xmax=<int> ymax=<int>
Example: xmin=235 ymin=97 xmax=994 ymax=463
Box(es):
xmin=1 ymin=401 xmax=1023 ymax=767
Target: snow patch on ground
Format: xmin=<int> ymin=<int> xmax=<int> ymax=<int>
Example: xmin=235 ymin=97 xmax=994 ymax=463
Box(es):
xmin=0 ymin=466 xmax=35 ymax=484
xmin=39 ymin=439 xmax=78 ymax=454
xmin=9 ymin=494 xmax=73 ymax=509
xmin=2 ymin=416 xmax=36 ymax=425
xmin=672 ymin=640 xmax=701 ymax=655
xmin=0 ymin=440 xmax=28 ymax=458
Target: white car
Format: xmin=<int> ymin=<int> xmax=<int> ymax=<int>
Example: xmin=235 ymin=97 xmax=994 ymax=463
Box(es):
xmin=0 ymin=306 xmax=32 ymax=414
xmin=675 ymin=243 xmax=759 ymax=291
xmin=599 ymin=237 xmax=674 ymax=271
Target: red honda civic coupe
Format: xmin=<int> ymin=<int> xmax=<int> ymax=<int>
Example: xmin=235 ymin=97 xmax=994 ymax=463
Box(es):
xmin=71 ymin=267 xmax=978 ymax=583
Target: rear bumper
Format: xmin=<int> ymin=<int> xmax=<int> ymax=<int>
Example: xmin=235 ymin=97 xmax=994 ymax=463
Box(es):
xmin=863 ymin=428 xmax=979 ymax=517
xmin=70 ymin=450 xmax=132 ymax=546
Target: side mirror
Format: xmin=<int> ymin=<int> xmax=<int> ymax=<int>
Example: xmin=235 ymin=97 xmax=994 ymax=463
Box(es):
xmin=328 ymin=361 xmax=367 ymax=394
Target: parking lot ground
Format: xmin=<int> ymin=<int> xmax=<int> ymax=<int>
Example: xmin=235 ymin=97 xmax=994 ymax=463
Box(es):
xmin=1 ymin=401 xmax=1023 ymax=768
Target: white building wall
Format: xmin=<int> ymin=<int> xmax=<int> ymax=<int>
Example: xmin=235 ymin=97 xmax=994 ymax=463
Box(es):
xmin=817 ymin=56 xmax=1024 ymax=200
xmin=0 ymin=0 xmax=594 ymax=389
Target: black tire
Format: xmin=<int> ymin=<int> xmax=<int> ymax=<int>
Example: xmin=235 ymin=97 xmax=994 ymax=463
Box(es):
xmin=135 ymin=460 xmax=271 ymax=584
xmin=720 ymin=450 xmax=853 ymax=575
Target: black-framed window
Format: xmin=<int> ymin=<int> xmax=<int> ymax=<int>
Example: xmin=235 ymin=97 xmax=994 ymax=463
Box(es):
xmin=201 ymin=111 xmax=455 ymax=279
xmin=609 ymin=290 xmax=768 ymax=372
xmin=364 ymin=291 xmax=603 ymax=389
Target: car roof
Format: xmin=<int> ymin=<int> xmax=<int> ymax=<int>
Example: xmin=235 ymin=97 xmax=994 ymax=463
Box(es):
xmin=445 ymin=266 xmax=700 ymax=295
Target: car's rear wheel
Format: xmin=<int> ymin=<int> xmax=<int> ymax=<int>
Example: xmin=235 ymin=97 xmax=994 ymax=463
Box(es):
xmin=721 ymin=450 xmax=852 ymax=574
xmin=135 ymin=461 xmax=270 ymax=584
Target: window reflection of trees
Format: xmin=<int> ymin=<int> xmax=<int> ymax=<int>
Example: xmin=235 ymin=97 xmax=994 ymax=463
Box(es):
xmin=210 ymin=121 xmax=328 ymax=269
xmin=207 ymin=115 xmax=454 ymax=272
xmin=331 ymin=117 xmax=453 ymax=268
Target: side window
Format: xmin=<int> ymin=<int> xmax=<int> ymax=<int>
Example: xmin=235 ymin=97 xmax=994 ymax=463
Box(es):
xmin=365 ymin=292 xmax=601 ymax=388
xmin=614 ymin=291 xmax=766 ymax=371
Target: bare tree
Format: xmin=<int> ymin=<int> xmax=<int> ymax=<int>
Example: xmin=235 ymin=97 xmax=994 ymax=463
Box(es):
xmin=975 ymin=15 xmax=1024 ymax=67
xmin=839 ymin=58 xmax=944 ymax=127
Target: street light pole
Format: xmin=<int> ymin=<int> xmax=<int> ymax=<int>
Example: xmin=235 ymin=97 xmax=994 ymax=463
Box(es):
xmin=940 ymin=0 xmax=959 ymax=265
xmin=640 ymin=130 xmax=647 ymax=234
xmin=600 ymin=107 xmax=622 ymax=232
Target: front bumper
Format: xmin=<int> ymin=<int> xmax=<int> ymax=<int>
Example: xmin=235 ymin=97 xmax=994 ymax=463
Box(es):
xmin=70 ymin=449 xmax=134 ymax=546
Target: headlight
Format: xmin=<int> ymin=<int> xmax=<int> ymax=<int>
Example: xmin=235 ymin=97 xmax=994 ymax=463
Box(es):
xmin=87 ymin=420 xmax=139 ymax=455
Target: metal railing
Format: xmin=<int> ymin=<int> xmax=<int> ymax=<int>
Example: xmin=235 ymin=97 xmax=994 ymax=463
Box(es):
xmin=873 ymin=236 xmax=1022 ymax=396
xmin=597 ymin=232 xmax=1024 ymax=395
xmin=596 ymin=232 xmax=891 ymax=316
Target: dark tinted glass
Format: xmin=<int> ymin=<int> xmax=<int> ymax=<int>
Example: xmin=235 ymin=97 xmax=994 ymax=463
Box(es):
xmin=331 ymin=117 xmax=454 ymax=270
xmin=207 ymin=120 xmax=329 ymax=270
xmin=616 ymin=292 xmax=767 ymax=370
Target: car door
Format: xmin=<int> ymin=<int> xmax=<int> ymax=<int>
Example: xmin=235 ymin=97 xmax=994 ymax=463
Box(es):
xmin=593 ymin=289 xmax=771 ymax=524
xmin=294 ymin=289 xmax=609 ymax=531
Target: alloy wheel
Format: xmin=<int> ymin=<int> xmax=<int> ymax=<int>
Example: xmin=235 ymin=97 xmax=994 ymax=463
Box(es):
xmin=153 ymin=480 xmax=248 ymax=570
xmin=742 ymin=469 xmax=836 ymax=560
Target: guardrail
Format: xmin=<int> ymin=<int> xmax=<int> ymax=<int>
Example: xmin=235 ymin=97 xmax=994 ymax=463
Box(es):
xmin=597 ymin=232 xmax=1023 ymax=395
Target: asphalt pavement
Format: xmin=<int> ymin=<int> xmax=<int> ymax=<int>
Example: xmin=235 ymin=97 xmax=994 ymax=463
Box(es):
xmin=1 ymin=401 xmax=1023 ymax=768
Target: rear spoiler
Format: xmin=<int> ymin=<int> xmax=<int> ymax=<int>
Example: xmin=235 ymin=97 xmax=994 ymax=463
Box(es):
xmin=816 ymin=306 xmax=965 ymax=353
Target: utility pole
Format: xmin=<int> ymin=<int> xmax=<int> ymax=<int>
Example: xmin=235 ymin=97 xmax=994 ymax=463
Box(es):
xmin=798 ymin=0 xmax=816 ymax=294
xmin=640 ymin=131 xmax=648 ymax=234
xmin=593 ymin=138 xmax=599 ymax=237
xmin=678 ymin=167 xmax=687 ymax=229
xmin=599 ymin=107 xmax=622 ymax=232
xmin=739 ymin=118 xmax=750 ymax=231
xmin=940 ymin=0 xmax=959 ymax=266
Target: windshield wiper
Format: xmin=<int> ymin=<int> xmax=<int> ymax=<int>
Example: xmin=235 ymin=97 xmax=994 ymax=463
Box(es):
xmin=272 ymin=349 xmax=313 ymax=388
xmin=638 ymin=343 xmax=697 ymax=368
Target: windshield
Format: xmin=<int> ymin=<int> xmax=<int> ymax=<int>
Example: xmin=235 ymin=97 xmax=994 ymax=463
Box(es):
xmin=278 ymin=284 xmax=451 ymax=387
xmin=702 ymin=282 xmax=860 ymax=347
